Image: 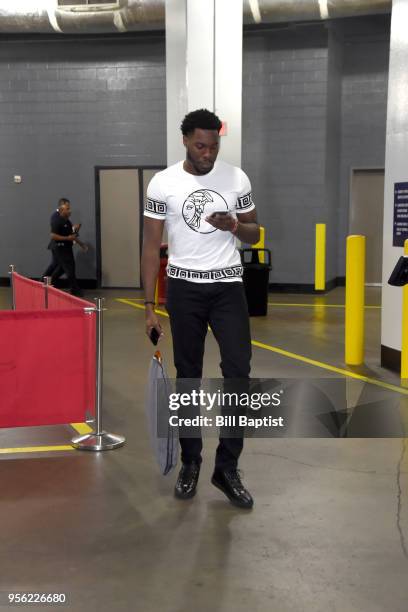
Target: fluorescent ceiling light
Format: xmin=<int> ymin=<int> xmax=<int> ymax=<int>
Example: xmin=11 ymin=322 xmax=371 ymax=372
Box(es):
xmin=248 ymin=0 xmax=262 ymax=24
xmin=318 ymin=0 xmax=329 ymax=20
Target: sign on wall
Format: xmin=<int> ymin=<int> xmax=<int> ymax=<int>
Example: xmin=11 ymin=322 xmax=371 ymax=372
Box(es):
xmin=393 ymin=182 xmax=408 ymax=247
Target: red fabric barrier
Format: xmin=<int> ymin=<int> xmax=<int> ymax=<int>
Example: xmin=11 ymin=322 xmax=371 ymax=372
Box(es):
xmin=13 ymin=273 xmax=45 ymax=311
xmin=13 ymin=272 xmax=94 ymax=311
xmin=0 ymin=310 xmax=96 ymax=427
xmin=47 ymin=285 xmax=94 ymax=310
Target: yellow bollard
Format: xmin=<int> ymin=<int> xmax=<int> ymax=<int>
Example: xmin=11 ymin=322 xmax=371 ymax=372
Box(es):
xmin=154 ymin=281 xmax=158 ymax=306
xmin=345 ymin=235 xmax=366 ymax=365
xmin=252 ymin=226 xmax=265 ymax=263
xmin=401 ymin=240 xmax=408 ymax=379
xmin=315 ymin=224 xmax=326 ymax=291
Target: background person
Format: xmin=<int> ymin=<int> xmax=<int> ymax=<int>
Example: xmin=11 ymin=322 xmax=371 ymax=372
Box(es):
xmin=49 ymin=199 xmax=86 ymax=297
xmin=43 ymin=198 xmax=86 ymax=281
xmin=43 ymin=206 xmax=63 ymax=280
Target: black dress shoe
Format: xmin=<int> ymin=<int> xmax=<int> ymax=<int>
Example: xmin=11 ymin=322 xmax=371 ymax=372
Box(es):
xmin=174 ymin=462 xmax=201 ymax=499
xmin=211 ymin=468 xmax=254 ymax=509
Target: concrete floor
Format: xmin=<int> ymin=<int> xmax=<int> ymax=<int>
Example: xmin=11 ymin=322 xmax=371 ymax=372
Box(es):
xmin=0 ymin=286 xmax=407 ymax=612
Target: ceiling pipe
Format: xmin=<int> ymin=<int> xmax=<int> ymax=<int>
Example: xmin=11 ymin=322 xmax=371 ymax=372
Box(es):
xmin=248 ymin=0 xmax=391 ymax=25
xmin=0 ymin=0 xmax=391 ymax=35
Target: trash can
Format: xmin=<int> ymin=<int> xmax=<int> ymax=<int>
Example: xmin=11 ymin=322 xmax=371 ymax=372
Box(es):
xmin=157 ymin=243 xmax=168 ymax=305
xmin=388 ymin=255 xmax=408 ymax=286
xmin=240 ymin=248 xmax=272 ymax=316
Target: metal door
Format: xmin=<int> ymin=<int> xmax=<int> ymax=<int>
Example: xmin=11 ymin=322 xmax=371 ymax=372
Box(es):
xmin=349 ymin=169 xmax=384 ymax=285
xmin=98 ymin=168 xmax=140 ymax=288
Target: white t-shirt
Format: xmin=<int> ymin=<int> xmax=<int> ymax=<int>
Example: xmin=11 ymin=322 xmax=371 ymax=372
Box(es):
xmin=144 ymin=160 xmax=256 ymax=283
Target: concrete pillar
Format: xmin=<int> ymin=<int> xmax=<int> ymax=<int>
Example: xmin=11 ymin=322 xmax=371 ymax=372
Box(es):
xmin=165 ymin=0 xmax=243 ymax=167
xmin=381 ymin=0 xmax=408 ymax=371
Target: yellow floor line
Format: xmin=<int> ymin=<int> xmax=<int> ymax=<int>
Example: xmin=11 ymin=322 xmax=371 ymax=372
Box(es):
xmin=121 ymin=297 xmax=381 ymax=310
xmin=0 ymin=445 xmax=74 ymax=455
xmin=0 ymin=423 xmax=93 ymax=455
xmin=268 ymin=302 xmax=381 ymax=309
xmin=251 ymin=340 xmax=408 ymax=395
xmin=117 ymin=299 xmax=406 ymax=395
xmin=118 ymin=299 xmax=168 ymax=317
xmin=70 ymin=422 xmax=94 ymax=435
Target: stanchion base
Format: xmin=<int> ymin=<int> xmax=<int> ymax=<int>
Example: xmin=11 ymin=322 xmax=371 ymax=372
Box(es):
xmin=71 ymin=431 xmax=125 ymax=451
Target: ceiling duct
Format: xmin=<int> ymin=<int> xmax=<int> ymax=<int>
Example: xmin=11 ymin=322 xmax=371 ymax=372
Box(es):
xmin=0 ymin=0 xmax=392 ymax=35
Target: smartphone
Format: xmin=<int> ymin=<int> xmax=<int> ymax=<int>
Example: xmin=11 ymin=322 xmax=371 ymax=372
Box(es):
xmin=211 ymin=211 xmax=228 ymax=216
xmin=149 ymin=327 xmax=160 ymax=346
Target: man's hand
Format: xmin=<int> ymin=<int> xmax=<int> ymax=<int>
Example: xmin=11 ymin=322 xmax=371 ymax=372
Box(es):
xmin=73 ymin=223 xmax=82 ymax=233
xmin=145 ymin=305 xmax=164 ymax=342
xmin=207 ymin=209 xmax=260 ymax=243
xmin=205 ymin=212 xmax=236 ymax=232
xmin=73 ymin=237 xmax=88 ymax=251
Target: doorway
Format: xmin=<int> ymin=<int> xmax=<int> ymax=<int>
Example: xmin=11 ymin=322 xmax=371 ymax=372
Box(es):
xmin=95 ymin=166 xmax=164 ymax=288
xmin=349 ymin=169 xmax=384 ymax=285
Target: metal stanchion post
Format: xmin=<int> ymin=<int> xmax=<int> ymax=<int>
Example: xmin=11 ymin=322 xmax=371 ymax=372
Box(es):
xmin=71 ymin=297 xmax=125 ymax=451
xmin=8 ymin=265 xmax=15 ymax=310
xmin=43 ymin=276 xmax=51 ymax=309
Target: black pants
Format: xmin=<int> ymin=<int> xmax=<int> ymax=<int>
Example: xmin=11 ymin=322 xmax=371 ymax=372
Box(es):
xmin=50 ymin=247 xmax=81 ymax=295
xmin=43 ymin=249 xmax=63 ymax=279
xmin=166 ymin=278 xmax=251 ymax=471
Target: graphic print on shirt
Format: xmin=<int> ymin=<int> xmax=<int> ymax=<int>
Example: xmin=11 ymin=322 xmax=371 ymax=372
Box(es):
xmin=182 ymin=189 xmax=228 ymax=234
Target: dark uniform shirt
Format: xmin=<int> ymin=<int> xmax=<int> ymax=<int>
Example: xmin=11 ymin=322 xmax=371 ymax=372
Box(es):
xmin=51 ymin=213 xmax=73 ymax=249
xmin=47 ymin=210 xmax=60 ymax=250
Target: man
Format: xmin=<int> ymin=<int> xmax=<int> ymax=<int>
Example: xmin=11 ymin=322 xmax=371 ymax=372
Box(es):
xmin=43 ymin=199 xmax=83 ymax=280
xmin=142 ymin=109 xmax=260 ymax=509
xmin=43 ymin=207 xmax=62 ymax=279
xmin=49 ymin=199 xmax=86 ymax=297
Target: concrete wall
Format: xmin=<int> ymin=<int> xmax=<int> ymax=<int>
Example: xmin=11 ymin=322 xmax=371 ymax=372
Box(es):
xmin=324 ymin=27 xmax=342 ymax=283
xmin=242 ymin=25 xmax=329 ymax=285
xmin=338 ymin=17 xmax=390 ymax=275
xmin=0 ymin=34 xmax=166 ymax=280
xmin=242 ymin=16 xmax=390 ymax=286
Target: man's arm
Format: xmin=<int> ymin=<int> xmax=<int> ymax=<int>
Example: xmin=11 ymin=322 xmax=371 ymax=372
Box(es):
xmin=141 ymin=216 xmax=165 ymax=339
xmin=73 ymin=237 xmax=88 ymax=252
xmin=50 ymin=233 xmax=76 ymax=242
xmin=235 ymin=209 xmax=260 ymax=244
xmin=205 ymin=209 xmax=260 ymax=244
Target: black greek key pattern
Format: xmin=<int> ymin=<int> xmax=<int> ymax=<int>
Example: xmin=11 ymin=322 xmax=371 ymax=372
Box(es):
xmin=167 ymin=264 xmax=243 ymax=281
xmin=237 ymin=192 xmax=254 ymax=211
xmin=145 ymin=198 xmax=167 ymax=217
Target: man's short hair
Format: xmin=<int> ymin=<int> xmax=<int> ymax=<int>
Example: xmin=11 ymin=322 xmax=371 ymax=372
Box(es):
xmin=58 ymin=198 xmax=70 ymax=207
xmin=181 ymin=109 xmax=222 ymax=136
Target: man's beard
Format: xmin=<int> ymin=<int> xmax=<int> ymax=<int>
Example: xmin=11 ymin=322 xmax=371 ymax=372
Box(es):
xmin=187 ymin=150 xmax=214 ymax=175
